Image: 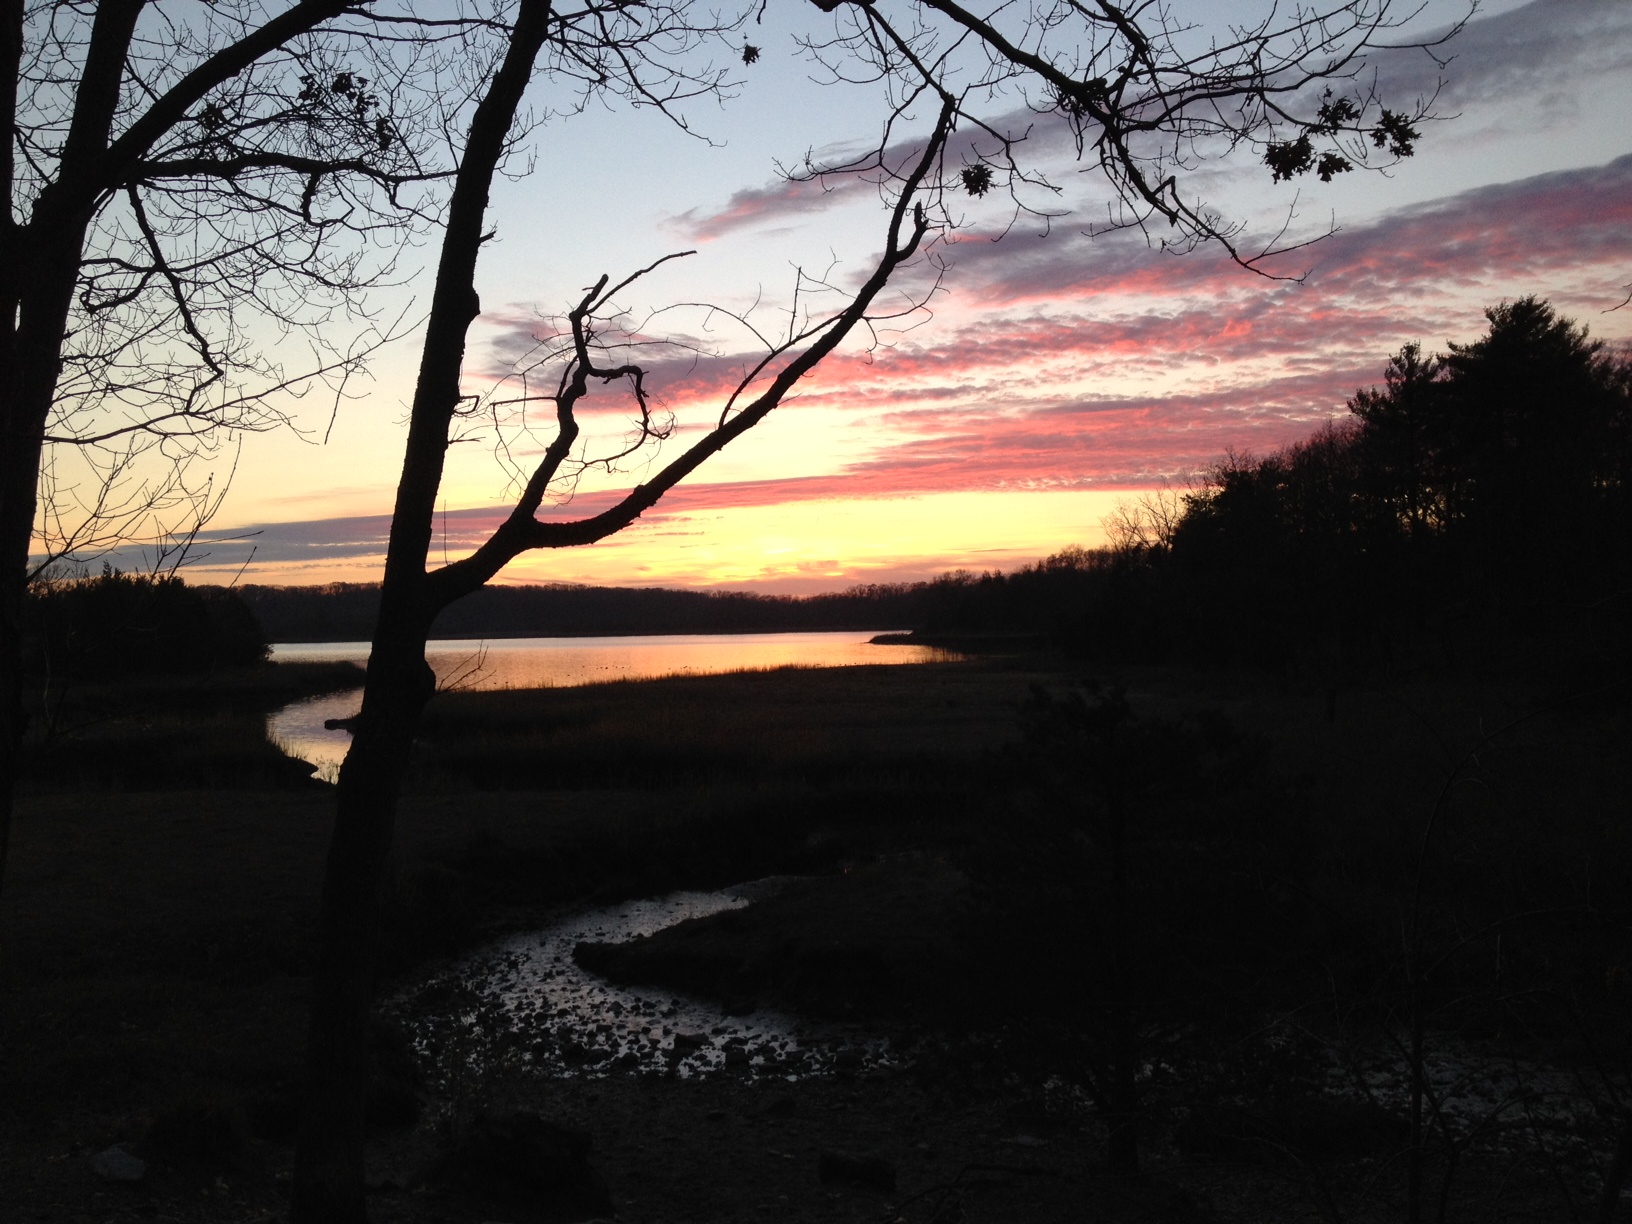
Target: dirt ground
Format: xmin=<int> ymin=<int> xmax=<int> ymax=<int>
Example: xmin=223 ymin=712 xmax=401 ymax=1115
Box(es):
xmin=0 ymin=787 xmax=1376 ymax=1224
xmin=2 ymin=657 xmax=1627 ymax=1222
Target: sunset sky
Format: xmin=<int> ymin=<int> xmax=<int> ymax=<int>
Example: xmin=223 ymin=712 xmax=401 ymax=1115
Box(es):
xmin=170 ymin=0 xmax=1632 ymax=594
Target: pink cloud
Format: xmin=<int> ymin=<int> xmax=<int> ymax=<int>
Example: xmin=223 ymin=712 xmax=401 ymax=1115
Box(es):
xmin=666 ymin=0 xmax=1632 ymax=251
xmin=210 ymin=150 xmax=1632 ymax=580
xmin=669 ymin=176 xmax=877 ymax=243
xmin=949 ymin=155 xmax=1632 ymax=309
xmin=665 ymin=115 xmax=1064 ymax=243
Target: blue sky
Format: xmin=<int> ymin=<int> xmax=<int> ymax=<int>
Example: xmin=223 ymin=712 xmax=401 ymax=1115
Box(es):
xmin=143 ymin=0 xmax=1632 ymax=591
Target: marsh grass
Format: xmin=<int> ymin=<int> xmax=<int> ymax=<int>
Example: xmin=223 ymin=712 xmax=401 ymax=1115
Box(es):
xmin=20 ymin=661 xmax=363 ymax=791
xmin=408 ymin=660 xmax=1039 ymax=791
xmin=2 ymin=655 xmax=1627 ymax=1221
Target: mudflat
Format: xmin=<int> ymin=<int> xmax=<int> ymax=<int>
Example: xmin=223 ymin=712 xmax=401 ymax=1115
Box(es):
xmin=3 ymin=656 xmax=1626 ymax=1222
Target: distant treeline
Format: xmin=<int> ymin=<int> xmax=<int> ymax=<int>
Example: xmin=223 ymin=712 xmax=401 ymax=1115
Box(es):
xmin=34 ymin=297 xmax=1630 ymax=680
xmin=928 ymin=297 xmax=1632 ymax=673
xmin=235 ymin=578 xmax=969 ymax=642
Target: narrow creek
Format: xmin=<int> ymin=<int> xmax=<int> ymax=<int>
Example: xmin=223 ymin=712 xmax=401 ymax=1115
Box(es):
xmin=384 ymin=884 xmax=1606 ymax=1177
xmin=386 ymin=880 xmax=895 ymax=1095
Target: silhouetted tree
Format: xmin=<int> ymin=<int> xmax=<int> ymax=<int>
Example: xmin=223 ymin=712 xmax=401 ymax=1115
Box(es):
xmin=0 ymin=0 xmax=518 ymax=910
xmin=289 ymin=2 xmax=1456 ymax=1214
xmin=1011 ymin=684 xmax=1267 ymax=1175
xmin=1155 ymin=299 xmax=1632 ymax=671
xmin=863 ymin=300 xmax=1632 ymax=675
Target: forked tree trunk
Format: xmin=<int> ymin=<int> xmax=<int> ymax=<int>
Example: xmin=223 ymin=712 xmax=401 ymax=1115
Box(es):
xmin=1104 ymin=792 xmax=1140 ymax=1176
xmin=288 ymin=8 xmax=945 ymax=1211
xmin=0 ymin=0 xmax=334 ymax=912
xmin=289 ymin=3 xmax=552 ymax=1218
xmin=0 ymin=227 xmax=124 ymax=913
xmin=290 ymin=625 xmax=435 ymax=1220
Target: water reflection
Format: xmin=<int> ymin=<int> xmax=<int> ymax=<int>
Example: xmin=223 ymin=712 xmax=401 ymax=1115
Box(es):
xmin=268 ymin=631 xmax=949 ymax=781
xmin=386 ymin=881 xmax=891 ymax=1090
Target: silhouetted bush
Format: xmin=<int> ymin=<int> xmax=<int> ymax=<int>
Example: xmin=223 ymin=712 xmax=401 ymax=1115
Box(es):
xmin=938 ymin=298 xmax=1632 ymax=675
xmin=23 ymin=568 xmax=268 ymax=679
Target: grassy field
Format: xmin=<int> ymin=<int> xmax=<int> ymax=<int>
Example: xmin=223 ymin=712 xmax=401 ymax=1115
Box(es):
xmin=2 ymin=654 xmax=1628 ymax=1222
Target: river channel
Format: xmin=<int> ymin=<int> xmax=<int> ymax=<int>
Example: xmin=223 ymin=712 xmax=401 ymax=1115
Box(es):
xmin=386 ymin=879 xmax=894 ymax=1096
xmin=267 ymin=630 xmax=948 ymax=780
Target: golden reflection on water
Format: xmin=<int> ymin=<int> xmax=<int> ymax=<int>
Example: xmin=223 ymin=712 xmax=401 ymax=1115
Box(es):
xmin=267 ymin=631 xmax=949 ymax=781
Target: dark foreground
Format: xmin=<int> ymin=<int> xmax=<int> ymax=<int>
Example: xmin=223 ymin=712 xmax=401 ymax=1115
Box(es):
xmin=2 ymin=656 xmax=1628 ymax=1222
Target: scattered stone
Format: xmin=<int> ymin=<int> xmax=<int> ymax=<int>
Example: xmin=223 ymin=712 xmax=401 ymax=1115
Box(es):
xmin=92 ymin=1146 xmax=147 ymax=1182
xmin=818 ymin=1149 xmax=896 ymax=1192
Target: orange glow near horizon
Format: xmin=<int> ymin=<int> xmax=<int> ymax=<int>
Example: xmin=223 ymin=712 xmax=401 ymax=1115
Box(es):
xmin=178 ymin=487 xmax=1129 ymax=593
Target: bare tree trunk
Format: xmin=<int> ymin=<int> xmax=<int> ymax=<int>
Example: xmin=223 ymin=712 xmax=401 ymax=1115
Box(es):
xmin=1597 ymin=1113 xmax=1632 ymax=1224
xmin=291 ymin=629 xmax=434 ymax=1221
xmin=0 ymin=241 xmax=109 ymax=912
xmin=1407 ymin=974 xmax=1426 ymax=1224
xmin=289 ymin=4 xmax=552 ymax=1217
xmin=289 ymin=7 xmax=950 ymax=1208
xmin=0 ymin=0 xmax=20 ymax=917
xmin=1104 ymin=771 xmax=1139 ymax=1175
xmin=0 ymin=0 xmax=154 ymax=911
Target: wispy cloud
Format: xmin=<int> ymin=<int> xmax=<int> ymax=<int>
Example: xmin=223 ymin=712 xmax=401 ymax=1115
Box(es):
xmin=664 ymin=0 xmax=1632 ymax=247
xmin=205 ymin=143 xmax=1632 ymax=585
xmin=1375 ymin=0 xmax=1632 ymax=110
xmin=936 ymin=154 xmax=1632 ymax=310
xmin=493 ymin=152 xmax=1632 ymax=502
xmin=668 ymin=176 xmax=877 ymax=243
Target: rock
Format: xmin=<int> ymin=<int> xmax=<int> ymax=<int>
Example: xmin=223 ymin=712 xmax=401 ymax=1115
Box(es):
xmin=429 ymin=1111 xmax=612 ymax=1220
xmin=368 ymin=1077 xmax=423 ymax=1131
xmin=245 ymin=1089 xmax=301 ymax=1143
xmin=368 ymin=1018 xmax=424 ymax=1131
xmin=143 ymin=1098 xmax=253 ymax=1172
xmin=92 ymin=1146 xmax=147 ymax=1182
xmin=818 ymin=1149 xmax=896 ymax=1192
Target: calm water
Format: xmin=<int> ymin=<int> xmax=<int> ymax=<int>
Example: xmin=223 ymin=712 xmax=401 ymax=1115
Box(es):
xmin=268 ymin=630 xmax=948 ymax=780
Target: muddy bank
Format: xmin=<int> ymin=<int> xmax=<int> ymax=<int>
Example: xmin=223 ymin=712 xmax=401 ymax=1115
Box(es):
xmin=21 ymin=660 xmax=365 ymax=792
xmin=571 ymin=857 xmax=979 ymax=1025
xmin=5 ymin=659 xmax=1629 ymax=1223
